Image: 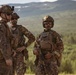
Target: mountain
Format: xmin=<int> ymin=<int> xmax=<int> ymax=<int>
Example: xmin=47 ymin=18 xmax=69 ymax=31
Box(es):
xmin=9 ymin=0 xmax=76 ymax=17
xmin=7 ymin=0 xmax=76 ymax=35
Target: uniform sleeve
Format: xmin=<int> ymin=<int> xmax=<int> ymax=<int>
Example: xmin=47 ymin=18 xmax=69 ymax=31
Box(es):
xmin=34 ymin=35 xmax=40 ymax=49
xmin=0 ymin=26 xmax=11 ymax=60
xmin=21 ymin=26 xmax=35 ymax=47
xmin=53 ymin=32 xmax=64 ymax=58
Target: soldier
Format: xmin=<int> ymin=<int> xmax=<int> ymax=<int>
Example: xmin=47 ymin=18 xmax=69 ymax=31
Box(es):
xmin=0 ymin=5 xmax=14 ymax=75
xmin=33 ymin=15 xmax=64 ymax=75
xmin=10 ymin=13 xmax=35 ymax=75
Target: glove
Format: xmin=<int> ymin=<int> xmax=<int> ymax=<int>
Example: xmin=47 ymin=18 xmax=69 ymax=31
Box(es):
xmin=16 ymin=46 xmax=26 ymax=52
xmin=33 ymin=50 xmax=39 ymax=55
xmin=12 ymin=49 xmax=16 ymax=57
xmin=5 ymin=59 xmax=12 ymax=66
xmin=45 ymin=52 xmax=51 ymax=59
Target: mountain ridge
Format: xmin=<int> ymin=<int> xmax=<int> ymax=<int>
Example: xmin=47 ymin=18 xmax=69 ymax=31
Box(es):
xmin=7 ymin=0 xmax=76 ymax=17
xmin=1 ymin=0 xmax=76 ymax=35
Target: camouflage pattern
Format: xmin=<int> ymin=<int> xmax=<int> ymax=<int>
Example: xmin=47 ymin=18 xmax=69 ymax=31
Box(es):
xmin=43 ymin=15 xmax=54 ymax=28
xmin=35 ymin=60 xmax=58 ymax=75
xmin=13 ymin=52 xmax=26 ymax=75
xmin=11 ymin=24 xmax=35 ymax=75
xmin=34 ymin=29 xmax=64 ymax=75
xmin=0 ymin=5 xmax=14 ymax=75
xmin=0 ymin=59 xmax=11 ymax=75
xmin=0 ymin=5 xmax=14 ymax=14
xmin=11 ymin=25 xmax=35 ymax=50
xmin=0 ymin=20 xmax=13 ymax=75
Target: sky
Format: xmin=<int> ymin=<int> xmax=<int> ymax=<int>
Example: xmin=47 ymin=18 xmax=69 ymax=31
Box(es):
xmin=0 ymin=0 xmax=58 ymax=4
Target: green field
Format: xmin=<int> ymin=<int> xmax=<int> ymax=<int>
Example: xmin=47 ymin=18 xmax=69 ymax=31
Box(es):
xmin=18 ymin=10 xmax=76 ymax=74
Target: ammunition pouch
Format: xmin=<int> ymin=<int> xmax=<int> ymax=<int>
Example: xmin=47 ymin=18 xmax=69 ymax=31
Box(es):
xmin=40 ymin=41 xmax=52 ymax=50
xmin=39 ymin=31 xmax=53 ymax=50
xmin=54 ymin=51 xmax=62 ymax=67
xmin=41 ymin=49 xmax=52 ymax=55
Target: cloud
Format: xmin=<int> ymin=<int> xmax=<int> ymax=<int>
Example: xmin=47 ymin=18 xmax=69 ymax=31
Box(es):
xmin=40 ymin=0 xmax=57 ymax=2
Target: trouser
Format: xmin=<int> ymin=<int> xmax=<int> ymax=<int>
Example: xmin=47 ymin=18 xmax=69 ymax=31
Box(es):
xmin=0 ymin=59 xmax=13 ymax=75
xmin=13 ymin=53 xmax=26 ymax=75
xmin=35 ymin=60 xmax=58 ymax=75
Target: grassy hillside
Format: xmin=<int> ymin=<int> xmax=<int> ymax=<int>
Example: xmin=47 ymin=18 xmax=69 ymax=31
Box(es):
xmin=18 ymin=10 xmax=76 ymax=36
xmin=17 ymin=10 xmax=76 ymax=74
xmin=0 ymin=0 xmax=76 ymax=74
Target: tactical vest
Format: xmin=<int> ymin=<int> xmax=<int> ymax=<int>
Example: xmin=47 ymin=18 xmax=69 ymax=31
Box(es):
xmin=39 ymin=31 xmax=55 ymax=50
xmin=11 ymin=25 xmax=25 ymax=49
xmin=38 ymin=30 xmax=62 ymax=66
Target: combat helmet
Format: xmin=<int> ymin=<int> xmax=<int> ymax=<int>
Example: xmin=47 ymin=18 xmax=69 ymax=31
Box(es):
xmin=0 ymin=5 xmax=14 ymax=15
xmin=43 ymin=15 xmax=54 ymax=28
xmin=11 ymin=13 xmax=20 ymax=20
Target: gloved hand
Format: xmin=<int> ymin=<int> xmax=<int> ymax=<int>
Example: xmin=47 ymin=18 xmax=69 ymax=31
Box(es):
xmin=5 ymin=59 xmax=12 ymax=66
xmin=33 ymin=50 xmax=39 ymax=55
xmin=45 ymin=52 xmax=51 ymax=59
xmin=16 ymin=46 xmax=26 ymax=52
xmin=12 ymin=49 xmax=16 ymax=57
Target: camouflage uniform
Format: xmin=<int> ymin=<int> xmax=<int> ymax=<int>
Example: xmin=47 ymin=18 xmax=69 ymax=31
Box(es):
xmin=11 ymin=13 xmax=35 ymax=75
xmin=0 ymin=5 xmax=14 ymax=75
xmin=34 ymin=15 xmax=64 ymax=75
